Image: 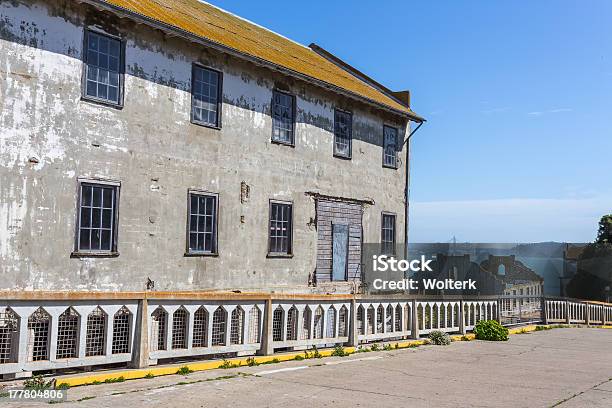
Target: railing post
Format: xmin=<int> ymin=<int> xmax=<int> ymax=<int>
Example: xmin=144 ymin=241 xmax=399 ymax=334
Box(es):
xmin=130 ymin=297 xmax=149 ymax=369
xmin=496 ymin=298 xmax=501 ymax=323
xmin=541 ymin=296 xmax=548 ymax=324
xmin=459 ymin=300 xmax=466 ymax=335
xmin=411 ymin=299 xmax=419 ymax=339
xmin=348 ymin=298 xmax=358 ymax=347
xmin=259 ymin=298 xmax=274 ymax=355
xmin=565 ymin=300 xmax=570 ymax=325
xmin=585 ymin=303 xmax=591 ymax=326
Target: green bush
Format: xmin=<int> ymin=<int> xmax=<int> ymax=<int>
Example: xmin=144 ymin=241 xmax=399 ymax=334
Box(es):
xmin=473 ymin=320 xmax=509 ymax=341
xmin=23 ymin=375 xmax=53 ymax=390
xmin=176 ymin=366 xmax=193 ymax=375
xmin=218 ymin=359 xmax=241 ymax=369
xmin=428 ymin=330 xmax=451 ymax=345
xmin=331 ymin=345 xmax=348 ymax=357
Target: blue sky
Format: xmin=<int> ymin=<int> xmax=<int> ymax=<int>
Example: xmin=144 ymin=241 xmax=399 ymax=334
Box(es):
xmin=213 ymin=0 xmax=612 ymax=243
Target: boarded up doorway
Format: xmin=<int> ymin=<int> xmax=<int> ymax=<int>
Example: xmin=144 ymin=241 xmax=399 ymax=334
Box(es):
xmin=315 ymin=198 xmax=363 ymax=282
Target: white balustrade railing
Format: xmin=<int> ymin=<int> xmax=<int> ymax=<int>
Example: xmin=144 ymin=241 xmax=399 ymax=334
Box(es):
xmin=545 ymin=300 xmax=568 ymax=323
xmin=463 ymin=301 xmax=497 ymax=330
xmin=1 ymin=295 xmax=610 ymax=378
xmin=415 ymin=301 xmax=461 ymax=335
xmin=499 ymin=296 xmax=541 ymax=326
xmin=587 ymin=304 xmax=603 ymax=325
xmin=356 ymin=300 xmax=412 ymax=342
xmin=147 ymin=300 xmax=265 ymax=361
xmin=605 ymin=304 xmax=612 ymax=324
xmin=270 ymin=300 xmax=350 ymax=349
xmin=0 ymin=300 xmax=139 ymax=376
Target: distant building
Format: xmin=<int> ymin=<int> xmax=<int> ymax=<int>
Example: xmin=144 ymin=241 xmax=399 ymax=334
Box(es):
xmin=480 ymin=255 xmax=544 ymax=318
xmin=411 ymin=253 xmax=501 ymax=295
xmin=413 ymin=254 xmax=544 ymax=299
xmin=481 ymin=255 xmax=544 ymax=296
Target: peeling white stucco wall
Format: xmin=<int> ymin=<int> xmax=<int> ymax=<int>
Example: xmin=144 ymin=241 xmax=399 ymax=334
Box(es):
xmin=0 ymin=0 xmax=409 ymax=293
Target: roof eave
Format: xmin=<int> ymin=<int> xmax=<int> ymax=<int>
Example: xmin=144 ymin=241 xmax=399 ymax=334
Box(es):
xmin=82 ymin=0 xmax=425 ymax=122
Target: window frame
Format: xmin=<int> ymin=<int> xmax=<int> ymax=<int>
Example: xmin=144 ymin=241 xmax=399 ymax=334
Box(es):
xmin=81 ymin=28 xmax=125 ymax=108
xmin=381 ymin=212 xmax=396 ymax=255
xmin=382 ymin=125 xmax=399 ymax=169
xmin=270 ymin=89 xmax=296 ymax=147
xmin=190 ymin=63 xmax=223 ymax=129
xmin=185 ymin=189 xmax=219 ymax=256
xmin=333 ymin=108 xmax=352 ymax=159
xmin=267 ymin=199 xmax=293 ymax=257
xmin=72 ymin=178 xmax=120 ymax=258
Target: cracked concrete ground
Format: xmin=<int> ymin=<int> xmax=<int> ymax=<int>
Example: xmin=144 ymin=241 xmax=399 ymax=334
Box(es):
xmin=14 ymin=328 xmax=612 ymax=407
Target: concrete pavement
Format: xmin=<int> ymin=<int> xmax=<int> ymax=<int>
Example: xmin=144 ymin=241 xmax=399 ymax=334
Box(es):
xmin=12 ymin=328 xmax=612 ymax=407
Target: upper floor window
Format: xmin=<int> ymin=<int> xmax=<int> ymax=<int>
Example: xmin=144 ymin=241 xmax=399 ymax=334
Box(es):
xmin=76 ymin=181 xmax=119 ymax=254
xmin=383 ymin=125 xmax=398 ymax=168
xmin=381 ymin=212 xmax=396 ymax=255
xmin=268 ymin=201 xmax=293 ymax=256
xmin=271 ymin=90 xmax=295 ymax=145
xmin=191 ymin=65 xmax=222 ymax=128
xmin=334 ymin=109 xmax=352 ymax=159
xmin=83 ymin=30 xmax=123 ymax=106
xmin=187 ymin=192 xmax=218 ymax=255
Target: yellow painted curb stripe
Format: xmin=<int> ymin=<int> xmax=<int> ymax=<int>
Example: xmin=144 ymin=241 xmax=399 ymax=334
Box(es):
xmin=450 ymin=333 xmax=475 ymax=341
xmin=508 ymin=325 xmax=538 ymax=334
xmin=57 ymin=347 xmax=353 ymax=387
xmin=56 ymin=341 xmax=433 ymax=387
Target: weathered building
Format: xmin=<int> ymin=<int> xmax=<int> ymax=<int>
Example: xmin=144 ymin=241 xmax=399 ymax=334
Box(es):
xmin=482 ymin=255 xmax=544 ymax=298
xmin=0 ymin=0 xmax=424 ymax=294
xmin=412 ymin=254 xmax=503 ymax=296
xmin=412 ymin=254 xmax=544 ymax=297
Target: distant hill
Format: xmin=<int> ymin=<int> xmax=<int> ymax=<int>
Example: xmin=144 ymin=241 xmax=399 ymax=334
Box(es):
xmin=513 ymin=242 xmax=566 ymax=258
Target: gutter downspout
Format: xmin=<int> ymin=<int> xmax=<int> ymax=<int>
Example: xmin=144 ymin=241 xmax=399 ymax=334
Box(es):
xmin=403 ymin=120 xmax=424 ymax=259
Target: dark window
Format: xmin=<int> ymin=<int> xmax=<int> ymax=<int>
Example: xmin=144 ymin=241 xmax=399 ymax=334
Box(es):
xmin=268 ymin=202 xmax=292 ymax=255
xmin=77 ymin=182 xmax=118 ymax=253
xmin=381 ymin=213 xmax=396 ymax=254
xmin=84 ymin=30 xmax=122 ymax=105
xmin=191 ymin=65 xmax=222 ymax=127
xmin=271 ymin=91 xmax=295 ymax=145
xmin=383 ymin=125 xmax=398 ymax=168
xmin=334 ymin=109 xmax=352 ymax=158
xmin=188 ymin=192 xmax=218 ymax=254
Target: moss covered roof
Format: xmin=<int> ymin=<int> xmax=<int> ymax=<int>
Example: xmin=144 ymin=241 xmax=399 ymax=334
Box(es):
xmin=95 ymin=0 xmax=421 ymax=119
